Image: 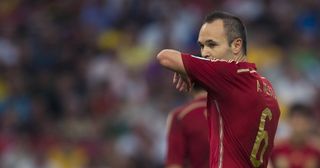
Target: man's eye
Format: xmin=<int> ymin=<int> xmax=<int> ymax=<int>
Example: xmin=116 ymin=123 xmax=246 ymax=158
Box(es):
xmin=199 ymin=44 xmax=204 ymax=49
xmin=208 ymin=43 xmax=216 ymax=48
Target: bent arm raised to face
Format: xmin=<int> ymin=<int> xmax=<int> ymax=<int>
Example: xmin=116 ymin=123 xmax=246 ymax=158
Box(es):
xmin=157 ymin=49 xmax=187 ymax=75
xmin=166 ymin=164 xmax=183 ymax=168
xmin=157 ymin=49 xmax=193 ymax=92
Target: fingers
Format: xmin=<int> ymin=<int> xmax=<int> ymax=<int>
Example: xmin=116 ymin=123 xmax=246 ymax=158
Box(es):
xmin=181 ymin=75 xmax=192 ymax=91
xmin=176 ymin=76 xmax=186 ymax=91
xmin=173 ymin=73 xmax=194 ymax=92
xmin=179 ymin=80 xmax=187 ymax=92
xmin=173 ymin=72 xmax=178 ymax=84
xmin=177 ymin=79 xmax=191 ymax=92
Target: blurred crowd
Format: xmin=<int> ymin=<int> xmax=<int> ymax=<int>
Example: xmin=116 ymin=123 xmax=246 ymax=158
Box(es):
xmin=0 ymin=0 xmax=319 ymax=167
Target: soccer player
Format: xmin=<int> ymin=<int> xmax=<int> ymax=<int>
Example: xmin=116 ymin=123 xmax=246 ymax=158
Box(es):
xmin=166 ymin=87 xmax=209 ymax=168
xmin=271 ymin=103 xmax=320 ymax=168
xmin=157 ymin=11 xmax=280 ymax=168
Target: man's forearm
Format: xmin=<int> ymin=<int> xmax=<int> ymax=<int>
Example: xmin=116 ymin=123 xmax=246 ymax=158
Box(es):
xmin=157 ymin=49 xmax=186 ymax=75
xmin=166 ymin=164 xmax=183 ymax=168
xmin=157 ymin=49 xmax=193 ymax=92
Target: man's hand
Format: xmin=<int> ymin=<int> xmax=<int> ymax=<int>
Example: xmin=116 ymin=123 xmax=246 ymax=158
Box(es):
xmin=156 ymin=49 xmax=192 ymax=91
xmin=173 ymin=72 xmax=193 ymax=92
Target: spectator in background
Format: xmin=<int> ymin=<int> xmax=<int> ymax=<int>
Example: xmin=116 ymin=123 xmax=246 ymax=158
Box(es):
xmin=166 ymin=86 xmax=208 ymax=168
xmin=271 ymin=103 xmax=320 ymax=168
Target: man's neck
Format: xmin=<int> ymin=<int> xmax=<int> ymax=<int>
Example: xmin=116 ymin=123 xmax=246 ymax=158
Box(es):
xmin=193 ymin=91 xmax=207 ymax=99
xmin=232 ymin=54 xmax=247 ymax=62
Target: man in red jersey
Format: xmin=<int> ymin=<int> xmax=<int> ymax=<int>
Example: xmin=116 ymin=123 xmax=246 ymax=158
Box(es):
xmin=271 ymin=103 xmax=320 ymax=168
xmin=157 ymin=11 xmax=280 ymax=168
xmin=166 ymin=87 xmax=209 ymax=168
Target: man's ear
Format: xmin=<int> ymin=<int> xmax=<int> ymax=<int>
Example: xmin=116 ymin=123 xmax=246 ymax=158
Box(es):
xmin=231 ymin=38 xmax=243 ymax=55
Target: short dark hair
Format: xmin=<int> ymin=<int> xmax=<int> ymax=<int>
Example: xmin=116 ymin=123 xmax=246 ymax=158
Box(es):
xmin=204 ymin=11 xmax=247 ymax=55
xmin=288 ymin=103 xmax=314 ymax=119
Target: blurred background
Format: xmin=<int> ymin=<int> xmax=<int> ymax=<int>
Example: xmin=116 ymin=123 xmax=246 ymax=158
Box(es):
xmin=0 ymin=0 xmax=319 ymax=167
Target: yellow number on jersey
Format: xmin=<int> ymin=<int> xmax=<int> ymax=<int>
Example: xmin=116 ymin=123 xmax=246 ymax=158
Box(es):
xmin=250 ymin=108 xmax=272 ymax=167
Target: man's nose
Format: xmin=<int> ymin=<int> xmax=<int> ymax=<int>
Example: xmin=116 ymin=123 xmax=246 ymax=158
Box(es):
xmin=201 ymin=54 xmax=209 ymax=58
xmin=201 ymin=48 xmax=210 ymax=58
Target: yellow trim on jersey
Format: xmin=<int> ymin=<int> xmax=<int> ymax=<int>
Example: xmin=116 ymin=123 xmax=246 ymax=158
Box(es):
xmin=237 ymin=68 xmax=250 ymax=73
xmin=166 ymin=110 xmax=176 ymax=136
xmin=177 ymin=102 xmax=206 ymax=120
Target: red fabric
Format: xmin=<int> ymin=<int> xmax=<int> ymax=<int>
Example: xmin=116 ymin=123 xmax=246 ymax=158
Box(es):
xmin=166 ymin=95 xmax=209 ymax=168
xmin=182 ymin=53 xmax=280 ymax=168
xmin=271 ymin=141 xmax=320 ymax=168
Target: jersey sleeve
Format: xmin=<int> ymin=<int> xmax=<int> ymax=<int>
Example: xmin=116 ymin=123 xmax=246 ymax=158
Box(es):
xmin=166 ymin=111 xmax=186 ymax=166
xmin=181 ymin=53 xmax=237 ymax=96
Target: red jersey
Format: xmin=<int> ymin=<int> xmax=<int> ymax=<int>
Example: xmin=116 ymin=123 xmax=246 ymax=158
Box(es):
xmin=166 ymin=94 xmax=209 ymax=168
xmin=181 ymin=54 xmax=280 ymax=168
xmin=271 ymin=141 xmax=320 ymax=168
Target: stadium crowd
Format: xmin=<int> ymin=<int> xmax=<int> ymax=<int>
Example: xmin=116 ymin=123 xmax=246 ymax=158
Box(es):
xmin=0 ymin=0 xmax=319 ymax=167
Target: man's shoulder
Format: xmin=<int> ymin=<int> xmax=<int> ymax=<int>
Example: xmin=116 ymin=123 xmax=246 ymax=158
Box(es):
xmin=168 ymin=106 xmax=184 ymax=120
xmin=208 ymin=59 xmax=258 ymax=77
xmin=169 ymin=99 xmax=206 ymax=121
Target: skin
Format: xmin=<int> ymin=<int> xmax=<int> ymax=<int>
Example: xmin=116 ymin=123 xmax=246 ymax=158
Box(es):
xmin=166 ymin=165 xmax=182 ymax=168
xmin=157 ymin=19 xmax=246 ymax=92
